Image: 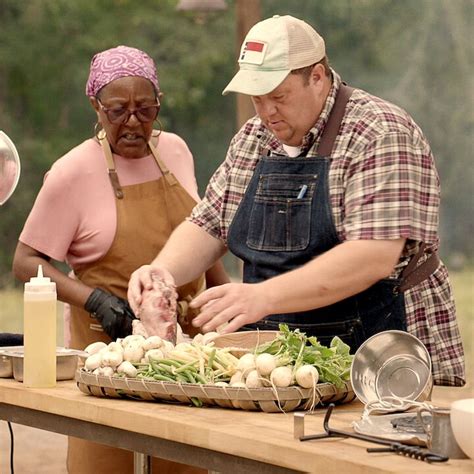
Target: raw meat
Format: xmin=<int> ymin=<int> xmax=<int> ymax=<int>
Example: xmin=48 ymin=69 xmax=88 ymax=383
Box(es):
xmin=135 ymin=275 xmax=178 ymax=343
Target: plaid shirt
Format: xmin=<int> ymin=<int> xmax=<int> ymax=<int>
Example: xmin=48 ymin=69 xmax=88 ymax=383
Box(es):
xmin=190 ymin=71 xmax=465 ymax=386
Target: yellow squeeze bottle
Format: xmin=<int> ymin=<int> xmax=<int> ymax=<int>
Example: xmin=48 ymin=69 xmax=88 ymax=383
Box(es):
xmin=23 ymin=264 xmax=57 ymax=387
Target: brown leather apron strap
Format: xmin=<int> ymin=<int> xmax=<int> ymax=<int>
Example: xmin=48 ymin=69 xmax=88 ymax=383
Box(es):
xmin=318 ymin=83 xmax=355 ymax=156
xmin=98 ymin=131 xmax=178 ymax=198
xmin=97 ymin=130 xmax=124 ymax=199
xmin=398 ymin=243 xmax=440 ymax=292
xmin=149 ymin=135 xmax=178 ymax=186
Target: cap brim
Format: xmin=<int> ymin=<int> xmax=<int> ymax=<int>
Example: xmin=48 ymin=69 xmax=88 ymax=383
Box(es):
xmin=222 ymin=69 xmax=290 ymax=96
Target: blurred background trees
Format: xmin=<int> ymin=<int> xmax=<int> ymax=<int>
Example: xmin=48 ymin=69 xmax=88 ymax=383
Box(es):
xmin=0 ymin=0 xmax=472 ymax=285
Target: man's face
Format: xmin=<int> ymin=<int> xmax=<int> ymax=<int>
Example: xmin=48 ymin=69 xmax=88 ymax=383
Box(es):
xmin=251 ymin=69 xmax=325 ymax=146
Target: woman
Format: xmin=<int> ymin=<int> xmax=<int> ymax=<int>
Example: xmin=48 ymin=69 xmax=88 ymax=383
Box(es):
xmin=13 ymin=45 xmax=228 ymax=474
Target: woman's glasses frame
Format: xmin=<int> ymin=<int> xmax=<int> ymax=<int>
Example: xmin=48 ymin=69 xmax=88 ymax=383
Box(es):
xmin=96 ymin=98 xmax=160 ymax=124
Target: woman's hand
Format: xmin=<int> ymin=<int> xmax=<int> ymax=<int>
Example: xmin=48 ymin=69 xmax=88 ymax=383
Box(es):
xmin=84 ymin=288 xmax=136 ymax=340
xmin=127 ymin=264 xmax=175 ymax=314
xmin=190 ymin=282 xmax=270 ymax=334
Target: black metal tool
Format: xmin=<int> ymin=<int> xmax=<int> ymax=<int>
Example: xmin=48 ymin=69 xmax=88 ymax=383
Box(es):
xmin=299 ymin=404 xmax=448 ymax=463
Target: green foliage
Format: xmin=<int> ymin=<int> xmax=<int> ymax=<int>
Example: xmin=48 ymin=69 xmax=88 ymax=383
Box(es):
xmin=0 ymin=0 xmax=236 ymax=284
xmin=0 ymin=0 xmax=472 ymax=285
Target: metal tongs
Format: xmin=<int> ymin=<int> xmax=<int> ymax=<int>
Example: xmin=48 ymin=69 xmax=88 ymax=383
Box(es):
xmin=297 ymin=404 xmax=448 ymax=463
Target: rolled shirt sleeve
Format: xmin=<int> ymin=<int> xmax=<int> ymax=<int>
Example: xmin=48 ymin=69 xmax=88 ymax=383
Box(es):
xmin=343 ymin=130 xmax=440 ymax=245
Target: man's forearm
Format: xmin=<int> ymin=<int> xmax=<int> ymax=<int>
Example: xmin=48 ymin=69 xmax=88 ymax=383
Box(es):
xmin=152 ymin=221 xmax=227 ymax=286
xmin=260 ymin=238 xmax=406 ymax=315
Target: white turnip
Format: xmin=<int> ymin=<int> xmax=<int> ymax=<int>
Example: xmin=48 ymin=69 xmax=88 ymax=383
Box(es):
xmin=270 ymin=366 xmax=293 ymax=388
xmin=295 ymin=365 xmax=319 ymax=388
xmin=255 ymin=353 xmax=277 ymax=376
xmin=237 ymin=353 xmax=256 ymax=377
xmin=230 ymin=371 xmax=244 ymax=385
xmin=245 ymin=370 xmax=263 ymax=388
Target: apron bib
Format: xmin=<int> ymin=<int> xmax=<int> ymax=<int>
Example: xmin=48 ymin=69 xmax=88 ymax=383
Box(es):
xmin=227 ymin=85 xmax=407 ymax=351
xmin=67 ymin=133 xmax=205 ymax=474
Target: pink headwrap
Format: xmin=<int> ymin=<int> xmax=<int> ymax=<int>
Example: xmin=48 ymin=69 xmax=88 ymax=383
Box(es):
xmin=85 ymin=45 xmax=159 ymax=97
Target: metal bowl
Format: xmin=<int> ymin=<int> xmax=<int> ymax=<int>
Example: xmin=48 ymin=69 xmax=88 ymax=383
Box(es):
xmin=350 ymin=330 xmax=432 ymax=405
xmin=0 ymin=353 xmax=13 ymax=377
xmin=0 ymin=347 xmax=87 ymax=381
xmin=0 ymin=346 xmax=23 ymax=378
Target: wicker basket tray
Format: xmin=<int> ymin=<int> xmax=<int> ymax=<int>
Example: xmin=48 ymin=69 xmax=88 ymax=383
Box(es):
xmin=76 ymin=369 xmax=355 ymax=413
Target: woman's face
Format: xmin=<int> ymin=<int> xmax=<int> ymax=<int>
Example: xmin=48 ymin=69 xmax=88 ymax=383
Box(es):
xmin=90 ymin=76 xmax=159 ymax=158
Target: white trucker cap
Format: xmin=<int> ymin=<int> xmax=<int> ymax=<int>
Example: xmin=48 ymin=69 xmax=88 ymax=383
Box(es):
xmin=222 ymin=15 xmax=325 ymax=96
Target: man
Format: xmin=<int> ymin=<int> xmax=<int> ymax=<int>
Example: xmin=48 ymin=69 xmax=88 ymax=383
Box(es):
xmin=129 ymin=15 xmax=465 ymax=386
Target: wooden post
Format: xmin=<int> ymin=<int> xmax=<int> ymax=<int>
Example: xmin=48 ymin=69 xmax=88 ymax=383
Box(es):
xmin=235 ymin=0 xmax=261 ymax=129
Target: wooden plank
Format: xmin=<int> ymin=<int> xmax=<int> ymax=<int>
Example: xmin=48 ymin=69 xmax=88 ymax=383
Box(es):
xmin=0 ymin=378 xmax=472 ymax=473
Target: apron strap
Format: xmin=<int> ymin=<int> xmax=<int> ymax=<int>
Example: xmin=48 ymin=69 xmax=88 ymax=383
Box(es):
xmin=398 ymin=243 xmax=440 ymax=292
xmin=98 ymin=131 xmax=178 ymax=198
xmin=98 ymin=131 xmax=124 ymax=199
xmin=318 ymin=83 xmax=354 ymax=157
xmin=148 ymin=134 xmax=178 ymax=186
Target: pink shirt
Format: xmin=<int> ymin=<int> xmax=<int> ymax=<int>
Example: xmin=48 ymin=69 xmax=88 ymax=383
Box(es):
xmin=20 ymin=133 xmax=200 ymax=269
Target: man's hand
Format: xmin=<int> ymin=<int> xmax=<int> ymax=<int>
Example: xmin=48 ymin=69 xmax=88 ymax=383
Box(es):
xmin=190 ymin=239 xmax=406 ymax=334
xmin=127 ymin=265 xmax=175 ymax=314
xmin=190 ymin=282 xmax=270 ymax=334
xmin=84 ymin=288 xmax=136 ymax=340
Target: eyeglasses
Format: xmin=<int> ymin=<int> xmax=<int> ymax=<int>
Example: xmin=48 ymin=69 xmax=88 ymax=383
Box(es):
xmin=97 ymin=98 xmax=160 ymax=124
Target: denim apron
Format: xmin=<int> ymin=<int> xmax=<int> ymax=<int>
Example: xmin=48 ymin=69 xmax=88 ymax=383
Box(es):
xmin=227 ymin=85 xmax=406 ymax=352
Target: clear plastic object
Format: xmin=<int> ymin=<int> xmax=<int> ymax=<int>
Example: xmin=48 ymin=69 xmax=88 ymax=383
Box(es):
xmin=23 ymin=265 xmax=57 ymax=387
xmin=0 ymin=131 xmax=21 ymax=205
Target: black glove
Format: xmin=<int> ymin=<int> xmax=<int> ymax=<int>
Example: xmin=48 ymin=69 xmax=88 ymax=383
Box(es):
xmin=84 ymin=288 xmax=136 ymax=340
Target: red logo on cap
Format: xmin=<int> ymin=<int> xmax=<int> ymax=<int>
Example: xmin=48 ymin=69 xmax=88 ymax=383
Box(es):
xmin=241 ymin=41 xmax=264 ymax=60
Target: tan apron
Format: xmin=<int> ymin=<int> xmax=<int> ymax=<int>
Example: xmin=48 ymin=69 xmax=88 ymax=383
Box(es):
xmin=67 ymin=133 xmax=206 ymax=474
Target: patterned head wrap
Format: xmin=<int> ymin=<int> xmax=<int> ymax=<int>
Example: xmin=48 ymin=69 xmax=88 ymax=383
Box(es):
xmin=85 ymin=45 xmax=159 ymax=97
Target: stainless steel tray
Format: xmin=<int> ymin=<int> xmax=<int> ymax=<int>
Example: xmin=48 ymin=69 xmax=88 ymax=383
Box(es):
xmin=0 ymin=346 xmax=87 ymax=381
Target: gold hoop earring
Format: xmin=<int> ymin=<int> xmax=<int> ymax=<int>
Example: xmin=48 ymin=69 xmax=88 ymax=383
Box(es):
xmin=94 ymin=122 xmax=106 ymax=140
xmin=152 ymin=119 xmax=163 ymax=138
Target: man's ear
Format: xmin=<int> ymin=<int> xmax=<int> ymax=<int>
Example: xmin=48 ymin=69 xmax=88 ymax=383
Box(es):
xmin=310 ymin=63 xmax=326 ymax=86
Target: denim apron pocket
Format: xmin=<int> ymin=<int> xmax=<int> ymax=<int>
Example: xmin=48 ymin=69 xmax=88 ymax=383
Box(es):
xmin=247 ymin=173 xmax=317 ymax=251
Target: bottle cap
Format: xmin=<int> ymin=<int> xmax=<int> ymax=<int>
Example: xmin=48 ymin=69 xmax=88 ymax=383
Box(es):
xmin=25 ymin=264 xmax=56 ymax=293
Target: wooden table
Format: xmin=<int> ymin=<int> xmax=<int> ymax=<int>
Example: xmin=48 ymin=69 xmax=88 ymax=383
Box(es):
xmin=0 ymin=378 xmax=472 ymax=473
